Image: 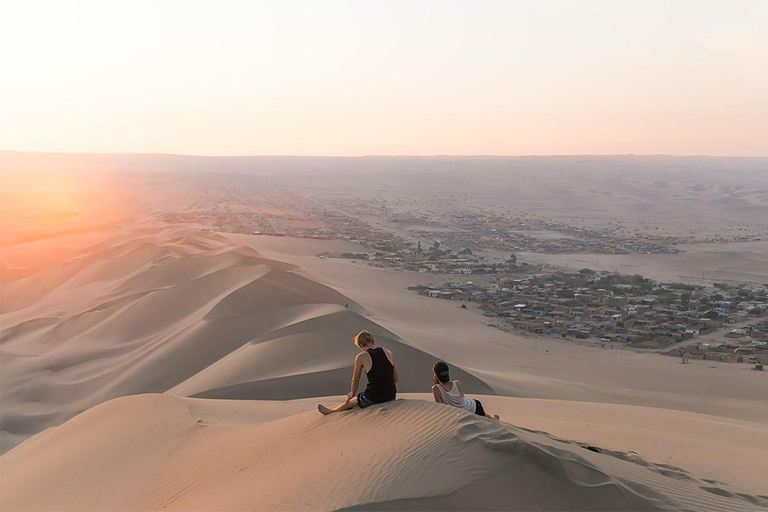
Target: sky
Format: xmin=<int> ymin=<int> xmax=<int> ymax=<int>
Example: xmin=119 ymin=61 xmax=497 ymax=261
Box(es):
xmin=1 ymin=0 xmax=767 ymax=157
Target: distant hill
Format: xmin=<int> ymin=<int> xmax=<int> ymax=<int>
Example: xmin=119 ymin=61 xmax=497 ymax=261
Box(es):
xmin=2 ymin=151 xmax=767 ymax=176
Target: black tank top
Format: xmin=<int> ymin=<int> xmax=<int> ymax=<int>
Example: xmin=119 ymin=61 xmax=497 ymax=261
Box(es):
xmin=364 ymin=347 xmax=396 ymax=403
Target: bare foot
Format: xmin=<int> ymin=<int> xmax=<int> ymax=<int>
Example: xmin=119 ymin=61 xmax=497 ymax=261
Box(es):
xmin=318 ymin=404 xmax=332 ymax=415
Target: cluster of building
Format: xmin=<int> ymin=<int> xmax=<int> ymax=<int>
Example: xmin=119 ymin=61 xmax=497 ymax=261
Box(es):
xmin=412 ymin=270 xmax=768 ymax=355
xmin=160 ymin=184 xmax=768 ymax=266
xmin=700 ymin=233 xmax=764 ymax=244
xmin=160 ymin=203 xmax=279 ymax=236
xmin=319 ymin=247 xmax=496 ymax=274
xmin=667 ymin=322 xmax=768 ymax=365
xmin=160 ymin=192 xmax=413 ymax=251
xmin=409 ymin=212 xmax=683 ymax=255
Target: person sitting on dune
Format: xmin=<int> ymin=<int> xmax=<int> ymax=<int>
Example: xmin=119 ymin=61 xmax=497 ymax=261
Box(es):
xmin=318 ymin=331 xmax=398 ymax=415
xmin=431 ymin=361 xmax=499 ymax=419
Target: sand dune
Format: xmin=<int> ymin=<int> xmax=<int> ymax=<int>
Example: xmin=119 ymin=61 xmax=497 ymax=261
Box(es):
xmin=0 ymin=227 xmax=490 ymax=453
xmin=479 ymin=396 xmax=768 ymax=495
xmin=2 ymin=394 xmax=765 ymax=512
xmin=2 ymin=166 xmax=766 ymax=511
xmin=171 ymin=307 xmax=489 ymax=400
xmin=229 ymin=234 xmax=768 ymax=424
xmin=179 ymin=394 xmax=768 ymax=495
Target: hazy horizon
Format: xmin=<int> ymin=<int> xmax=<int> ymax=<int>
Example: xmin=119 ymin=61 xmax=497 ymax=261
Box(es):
xmin=4 ymin=150 xmax=768 ymax=158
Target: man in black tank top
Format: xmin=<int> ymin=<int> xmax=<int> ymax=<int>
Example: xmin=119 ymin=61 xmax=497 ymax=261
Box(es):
xmin=318 ymin=331 xmax=398 ymax=415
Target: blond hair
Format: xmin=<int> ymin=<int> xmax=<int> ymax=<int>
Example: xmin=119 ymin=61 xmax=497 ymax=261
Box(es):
xmin=355 ymin=330 xmax=375 ymax=348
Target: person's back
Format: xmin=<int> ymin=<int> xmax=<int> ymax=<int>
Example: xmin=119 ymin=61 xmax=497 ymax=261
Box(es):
xmin=431 ymin=361 xmax=499 ymax=419
xmin=436 ymin=380 xmax=475 ymax=412
xmin=364 ymin=346 xmax=397 ymax=403
xmin=318 ymin=331 xmax=398 ymax=415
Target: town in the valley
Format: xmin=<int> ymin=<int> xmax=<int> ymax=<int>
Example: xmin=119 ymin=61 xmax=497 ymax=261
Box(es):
xmin=159 ymin=175 xmax=768 ymax=368
xmin=409 ymin=269 xmax=767 ymax=366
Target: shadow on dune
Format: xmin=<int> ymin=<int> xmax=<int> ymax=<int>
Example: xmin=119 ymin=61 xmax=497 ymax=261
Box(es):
xmin=3 ymin=394 xmax=764 ymax=512
xmin=0 ymin=227 xmax=493 ymax=453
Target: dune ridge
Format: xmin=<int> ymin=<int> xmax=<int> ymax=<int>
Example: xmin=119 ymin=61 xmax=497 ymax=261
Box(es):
xmin=2 ymin=394 xmax=765 ymax=512
xmin=2 ymin=213 xmax=766 ymax=510
xmin=0 ymin=226 xmax=490 ymax=453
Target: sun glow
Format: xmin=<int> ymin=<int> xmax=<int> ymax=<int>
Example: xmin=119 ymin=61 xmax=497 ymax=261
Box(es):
xmin=2 ymin=174 xmax=84 ymax=219
xmin=0 ymin=169 xmax=137 ymax=250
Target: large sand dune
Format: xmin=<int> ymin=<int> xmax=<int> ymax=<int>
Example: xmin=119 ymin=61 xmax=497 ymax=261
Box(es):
xmin=2 ymin=394 xmax=765 ymax=511
xmin=0 ymin=227 xmax=489 ymax=453
xmin=2 ymin=165 xmax=767 ymax=510
xmin=228 ymin=234 xmax=768 ymax=424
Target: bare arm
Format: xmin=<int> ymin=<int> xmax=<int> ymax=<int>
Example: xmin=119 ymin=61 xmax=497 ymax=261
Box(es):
xmin=432 ymin=385 xmax=443 ymax=403
xmin=384 ymin=348 xmax=398 ymax=383
xmin=349 ymin=353 xmax=365 ymax=398
xmin=392 ymin=356 xmax=399 ymax=383
xmin=455 ymin=380 xmax=465 ymax=397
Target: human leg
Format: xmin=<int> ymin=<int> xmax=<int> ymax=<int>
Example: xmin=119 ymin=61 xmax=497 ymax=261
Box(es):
xmin=474 ymin=399 xmax=499 ymax=420
xmin=318 ymin=395 xmax=358 ymax=415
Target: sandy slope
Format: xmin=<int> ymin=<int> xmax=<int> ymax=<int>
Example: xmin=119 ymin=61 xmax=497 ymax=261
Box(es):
xmin=479 ymin=396 xmax=768 ymax=495
xmin=2 ymin=213 xmax=766 ymax=509
xmin=0 ymin=227 xmax=488 ymax=453
xmin=227 ymin=234 xmax=768 ymax=424
xmin=2 ymin=394 xmax=766 ymax=512
xmin=181 ymin=394 xmax=768 ymax=495
xmin=516 ymin=241 xmax=768 ymax=286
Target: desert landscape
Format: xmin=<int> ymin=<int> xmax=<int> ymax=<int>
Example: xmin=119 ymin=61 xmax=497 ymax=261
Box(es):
xmin=1 ymin=156 xmax=767 ymax=510
xmin=2 ymin=1 xmax=767 ymax=508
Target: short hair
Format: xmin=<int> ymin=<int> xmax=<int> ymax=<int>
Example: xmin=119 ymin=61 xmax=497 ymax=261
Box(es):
xmin=355 ymin=330 xmax=375 ymax=348
xmin=433 ymin=361 xmax=450 ymax=383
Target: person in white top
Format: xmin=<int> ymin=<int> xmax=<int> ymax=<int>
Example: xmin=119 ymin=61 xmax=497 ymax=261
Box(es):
xmin=431 ymin=361 xmax=499 ymax=419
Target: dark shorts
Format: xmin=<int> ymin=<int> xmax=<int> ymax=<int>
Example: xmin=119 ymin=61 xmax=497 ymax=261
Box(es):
xmin=474 ymin=399 xmax=486 ymax=417
xmin=356 ymin=392 xmax=379 ymax=409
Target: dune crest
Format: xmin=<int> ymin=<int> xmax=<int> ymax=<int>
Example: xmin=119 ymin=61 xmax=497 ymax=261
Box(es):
xmin=2 ymin=394 xmax=765 ymax=512
xmin=0 ymin=227 xmax=490 ymax=452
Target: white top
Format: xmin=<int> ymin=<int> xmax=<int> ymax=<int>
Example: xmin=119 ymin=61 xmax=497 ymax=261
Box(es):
xmin=437 ymin=381 xmax=476 ymax=413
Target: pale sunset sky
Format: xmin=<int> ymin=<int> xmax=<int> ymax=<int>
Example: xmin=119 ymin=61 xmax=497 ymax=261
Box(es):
xmin=1 ymin=0 xmax=766 ymax=156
